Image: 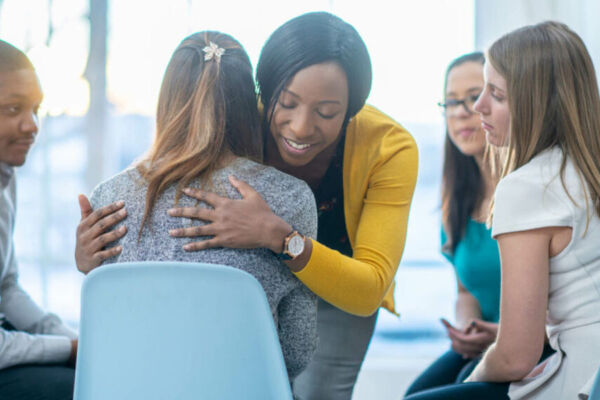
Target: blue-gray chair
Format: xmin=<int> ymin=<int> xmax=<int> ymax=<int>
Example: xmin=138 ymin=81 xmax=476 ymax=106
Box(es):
xmin=589 ymin=366 xmax=600 ymax=400
xmin=73 ymin=261 xmax=293 ymax=400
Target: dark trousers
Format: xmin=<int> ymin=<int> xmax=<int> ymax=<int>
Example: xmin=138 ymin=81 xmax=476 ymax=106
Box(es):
xmin=404 ymin=344 xmax=555 ymax=400
xmin=405 ymin=350 xmax=478 ymax=395
xmin=404 ymin=381 xmax=510 ymax=400
xmin=0 ymin=364 xmax=75 ymax=400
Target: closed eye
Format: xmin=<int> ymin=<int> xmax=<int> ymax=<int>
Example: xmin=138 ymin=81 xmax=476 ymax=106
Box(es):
xmin=279 ymin=101 xmax=296 ymax=109
xmin=317 ymin=111 xmax=338 ymax=119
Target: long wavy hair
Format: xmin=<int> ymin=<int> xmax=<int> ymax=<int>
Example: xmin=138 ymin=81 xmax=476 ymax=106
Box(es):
xmin=488 ymin=21 xmax=600 ymax=226
xmin=441 ymin=52 xmax=485 ymax=255
xmin=137 ymin=31 xmax=261 ymax=234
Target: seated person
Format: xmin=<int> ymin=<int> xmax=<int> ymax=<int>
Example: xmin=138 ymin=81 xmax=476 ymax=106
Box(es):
xmin=405 ymin=21 xmax=600 ymax=400
xmin=82 ymin=31 xmax=318 ymax=379
xmin=0 ymin=40 xmax=77 ymax=399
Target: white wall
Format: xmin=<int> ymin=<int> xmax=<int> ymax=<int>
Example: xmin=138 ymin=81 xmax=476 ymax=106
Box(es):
xmin=475 ymin=0 xmax=600 ymax=77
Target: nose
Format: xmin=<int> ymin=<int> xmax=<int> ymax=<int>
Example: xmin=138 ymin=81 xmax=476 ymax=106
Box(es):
xmin=473 ymin=92 xmax=487 ymax=115
xmin=288 ymin=108 xmax=314 ymax=140
xmin=20 ymin=111 xmax=39 ymax=136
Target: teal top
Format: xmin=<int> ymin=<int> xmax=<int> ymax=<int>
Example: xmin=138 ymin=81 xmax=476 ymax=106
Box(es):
xmin=441 ymin=219 xmax=501 ymax=323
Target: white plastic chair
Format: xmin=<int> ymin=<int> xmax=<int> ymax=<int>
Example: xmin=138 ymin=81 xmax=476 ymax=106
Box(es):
xmin=73 ymin=261 xmax=293 ymax=400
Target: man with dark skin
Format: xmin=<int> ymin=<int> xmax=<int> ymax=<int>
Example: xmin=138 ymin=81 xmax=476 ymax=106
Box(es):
xmin=0 ymin=39 xmax=77 ymax=400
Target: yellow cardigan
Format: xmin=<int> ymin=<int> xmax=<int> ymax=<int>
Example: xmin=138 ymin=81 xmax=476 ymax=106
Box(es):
xmin=294 ymin=105 xmax=418 ymax=316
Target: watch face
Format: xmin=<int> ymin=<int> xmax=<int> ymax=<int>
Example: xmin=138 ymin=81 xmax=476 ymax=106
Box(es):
xmin=288 ymin=234 xmax=305 ymax=257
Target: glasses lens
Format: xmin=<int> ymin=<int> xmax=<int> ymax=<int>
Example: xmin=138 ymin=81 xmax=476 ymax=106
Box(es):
xmin=465 ymin=94 xmax=481 ymax=110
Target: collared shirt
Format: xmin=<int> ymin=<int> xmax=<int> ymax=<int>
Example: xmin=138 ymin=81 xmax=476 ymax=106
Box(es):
xmin=0 ymin=163 xmax=76 ymax=370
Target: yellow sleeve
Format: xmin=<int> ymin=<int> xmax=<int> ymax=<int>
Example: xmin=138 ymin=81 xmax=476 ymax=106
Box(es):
xmin=294 ymin=134 xmax=418 ymax=316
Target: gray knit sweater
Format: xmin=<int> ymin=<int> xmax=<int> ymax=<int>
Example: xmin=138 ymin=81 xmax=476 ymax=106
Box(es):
xmin=90 ymin=157 xmax=318 ymax=379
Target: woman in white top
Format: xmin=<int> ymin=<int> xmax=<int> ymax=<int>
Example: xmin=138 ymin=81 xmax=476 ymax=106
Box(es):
xmin=405 ymin=21 xmax=600 ymax=400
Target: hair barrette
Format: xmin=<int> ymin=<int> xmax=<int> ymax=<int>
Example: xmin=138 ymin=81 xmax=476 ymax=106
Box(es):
xmin=202 ymin=41 xmax=225 ymax=63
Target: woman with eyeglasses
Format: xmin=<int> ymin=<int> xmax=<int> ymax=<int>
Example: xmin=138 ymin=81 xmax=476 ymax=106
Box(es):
xmin=407 ymin=52 xmax=555 ymax=398
xmin=404 ymin=52 xmax=503 ymax=396
xmin=406 ymin=21 xmax=600 ymax=400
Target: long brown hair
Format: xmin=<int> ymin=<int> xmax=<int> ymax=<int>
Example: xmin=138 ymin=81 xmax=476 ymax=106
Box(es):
xmin=137 ymin=31 xmax=261 ymax=234
xmin=488 ymin=21 xmax=600 ymax=224
xmin=441 ymin=52 xmax=485 ymax=255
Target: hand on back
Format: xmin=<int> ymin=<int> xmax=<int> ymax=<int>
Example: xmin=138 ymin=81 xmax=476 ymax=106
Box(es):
xmin=75 ymin=194 xmax=128 ymax=274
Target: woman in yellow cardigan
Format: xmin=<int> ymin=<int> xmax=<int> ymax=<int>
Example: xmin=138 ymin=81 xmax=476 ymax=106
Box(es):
xmin=75 ymin=12 xmax=418 ymax=400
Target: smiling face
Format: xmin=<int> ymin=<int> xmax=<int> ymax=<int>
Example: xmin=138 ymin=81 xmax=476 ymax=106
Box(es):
xmin=269 ymin=62 xmax=349 ymax=167
xmin=0 ymin=68 xmax=43 ymax=166
xmin=445 ymin=61 xmax=486 ymax=158
xmin=474 ymin=61 xmax=511 ymax=147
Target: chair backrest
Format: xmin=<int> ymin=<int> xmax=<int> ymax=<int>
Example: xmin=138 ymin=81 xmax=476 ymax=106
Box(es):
xmin=73 ymin=261 xmax=293 ymax=400
xmin=590 ymin=366 xmax=600 ymax=400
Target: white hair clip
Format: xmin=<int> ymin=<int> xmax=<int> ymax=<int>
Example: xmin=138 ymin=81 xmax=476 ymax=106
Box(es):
xmin=202 ymin=41 xmax=225 ymax=63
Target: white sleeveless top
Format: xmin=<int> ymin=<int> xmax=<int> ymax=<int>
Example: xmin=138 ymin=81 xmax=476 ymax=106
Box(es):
xmin=492 ymin=147 xmax=600 ymax=400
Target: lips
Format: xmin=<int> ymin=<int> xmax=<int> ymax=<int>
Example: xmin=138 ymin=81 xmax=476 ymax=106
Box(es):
xmin=457 ymin=128 xmax=475 ymax=138
xmin=481 ymin=121 xmax=493 ymax=131
xmin=9 ymin=138 xmax=35 ymax=152
xmin=282 ymin=137 xmax=313 ymax=154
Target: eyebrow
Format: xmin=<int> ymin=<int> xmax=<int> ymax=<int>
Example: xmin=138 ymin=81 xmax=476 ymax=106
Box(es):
xmin=0 ymin=93 xmax=43 ymax=103
xmin=446 ymin=86 xmax=482 ymax=97
xmin=487 ymin=83 xmax=506 ymax=94
xmin=281 ymin=89 xmax=342 ymax=105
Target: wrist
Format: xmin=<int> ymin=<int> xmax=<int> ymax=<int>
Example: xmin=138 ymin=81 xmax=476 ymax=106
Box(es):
xmin=265 ymin=216 xmax=292 ymax=253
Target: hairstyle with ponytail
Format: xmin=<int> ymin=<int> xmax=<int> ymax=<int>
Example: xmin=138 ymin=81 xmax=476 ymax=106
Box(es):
xmin=137 ymin=31 xmax=261 ymax=234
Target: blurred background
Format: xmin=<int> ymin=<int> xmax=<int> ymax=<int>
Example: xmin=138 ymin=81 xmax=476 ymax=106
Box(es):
xmin=2 ymin=0 xmax=599 ymax=398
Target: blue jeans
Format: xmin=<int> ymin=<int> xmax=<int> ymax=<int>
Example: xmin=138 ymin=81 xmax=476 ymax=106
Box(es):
xmin=293 ymin=298 xmax=379 ymax=400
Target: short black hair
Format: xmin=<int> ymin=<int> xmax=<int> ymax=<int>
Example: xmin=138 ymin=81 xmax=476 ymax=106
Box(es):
xmin=256 ymin=11 xmax=372 ymax=127
xmin=0 ymin=40 xmax=34 ymax=73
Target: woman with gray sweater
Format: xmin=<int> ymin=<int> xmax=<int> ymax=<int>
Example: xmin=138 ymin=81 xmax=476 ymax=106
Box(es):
xmin=83 ymin=31 xmax=318 ymax=379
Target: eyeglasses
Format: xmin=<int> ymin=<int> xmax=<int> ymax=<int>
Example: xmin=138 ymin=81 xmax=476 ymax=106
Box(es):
xmin=438 ymin=93 xmax=481 ymax=116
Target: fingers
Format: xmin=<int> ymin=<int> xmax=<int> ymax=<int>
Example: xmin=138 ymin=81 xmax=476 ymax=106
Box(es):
xmin=81 ymin=200 xmax=125 ymax=230
xmin=92 ymin=245 xmax=123 ymax=266
xmin=448 ymin=327 xmax=493 ymax=345
xmin=86 ymin=208 xmax=128 ymax=240
xmin=90 ymin=225 xmax=127 ymax=251
xmin=471 ymin=319 xmax=498 ymax=334
xmin=168 ymin=205 xmax=216 ymax=221
xmin=450 ymin=338 xmax=486 ymax=358
xmin=169 ymin=224 xmax=215 ymax=238
xmin=228 ymin=175 xmax=257 ymax=199
xmin=440 ymin=318 xmax=456 ymax=331
xmin=78 ymin=194 xmax=93 ymax=219
xmin=181 ymin=188 xmax=224 ymax=207
xmin=183 ymin=239 xmax=219 ymax=252
xmin=77 ymin=244 xmax=123 ymax=274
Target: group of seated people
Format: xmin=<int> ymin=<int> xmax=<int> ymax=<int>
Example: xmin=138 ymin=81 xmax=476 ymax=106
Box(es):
xmin=1 ymin=10 xmax=599 ymax=400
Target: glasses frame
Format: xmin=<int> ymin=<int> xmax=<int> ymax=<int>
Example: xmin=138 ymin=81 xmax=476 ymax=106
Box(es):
xmin=437 ymin=93 xmax=481 ymax=117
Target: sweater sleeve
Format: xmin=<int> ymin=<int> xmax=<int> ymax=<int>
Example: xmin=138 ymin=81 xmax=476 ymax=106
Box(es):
xmin=277 ymin=284 xmax=317 ymax=379
xmin=294 ymin=132 xmax=418 ymax=316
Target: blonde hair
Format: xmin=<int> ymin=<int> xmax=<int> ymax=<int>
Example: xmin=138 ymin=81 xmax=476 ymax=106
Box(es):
xmin=488 ymin=21 xmax=600 ymax=225
xmin=137 ymin=31 xmax=261 ymax=234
